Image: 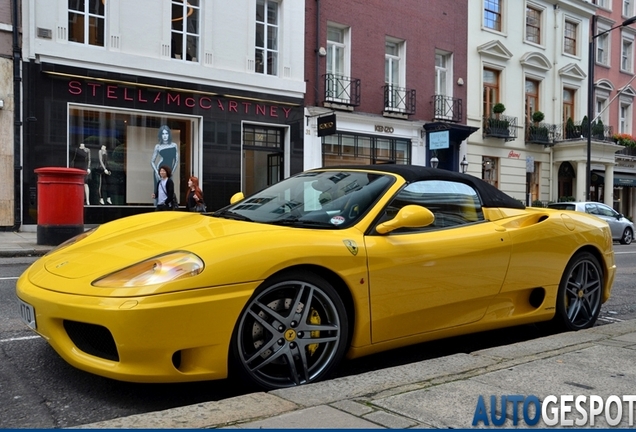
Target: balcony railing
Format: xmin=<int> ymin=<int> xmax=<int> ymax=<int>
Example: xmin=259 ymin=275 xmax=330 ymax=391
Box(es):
xmin=323 ymin=74 xmax=361 ymax=107
xmin=431 ymin=95 xmax=462 ymax=122
xmin=561 ymin=121 xmax=613 ymax=141
xmin=525 ymin=122 xmax=558 ymax=145
xmin=483 ymin=115 xmax=518 ymax=141
xmin=383 ymin=85 xmax=416 ymax=115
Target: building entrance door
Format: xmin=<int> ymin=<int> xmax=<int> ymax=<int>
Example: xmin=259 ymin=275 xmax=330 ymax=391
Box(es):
xmin=242 ymin=125 xmax=284 ymax=196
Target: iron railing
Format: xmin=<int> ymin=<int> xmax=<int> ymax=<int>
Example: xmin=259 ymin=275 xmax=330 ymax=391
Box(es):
xmin=431 ymin=95 xmax=462 ymax=122
xmin=323 ymin=74 xmax=361 ymax=106
xmin=561 ymin=121 xmax=613 ymax=141
xmin=383 ymin=85 xmax=416 ymax=115
xmin=525 ymin=122 xmax=559 ymax=145
xmin=482 ymin=115 xmax=518 ymax=141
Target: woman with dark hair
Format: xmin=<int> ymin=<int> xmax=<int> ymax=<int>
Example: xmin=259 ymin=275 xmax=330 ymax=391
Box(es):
xmin=186 ymin=176 xmax=206 ymax=212
xmin=150 ymin=125 xmax=179 ymax=184
xmin=151 ymin=165 xmax=176 ymax=211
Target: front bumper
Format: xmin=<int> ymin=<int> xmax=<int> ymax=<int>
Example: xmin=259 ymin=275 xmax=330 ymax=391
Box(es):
xmin=16 ymin=273 xmax=258 ymax=383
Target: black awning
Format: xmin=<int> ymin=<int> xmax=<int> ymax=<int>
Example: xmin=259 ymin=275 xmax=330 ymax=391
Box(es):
xmin=591 ymin=171 xmax=636 ymax=187
xmin=423 ymin=122 xmax=479 ymax=143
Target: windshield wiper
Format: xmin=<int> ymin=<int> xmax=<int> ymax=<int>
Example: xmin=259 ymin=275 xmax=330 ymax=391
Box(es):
xmin=270 ymin=217 xmax=334 ymax=228
xmin=212 ymin=209 xmax=253 ymax=222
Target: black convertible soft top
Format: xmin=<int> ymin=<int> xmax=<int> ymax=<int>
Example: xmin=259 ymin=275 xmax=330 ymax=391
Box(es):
xmin=313 ymin=164 xmax=526 ymax=210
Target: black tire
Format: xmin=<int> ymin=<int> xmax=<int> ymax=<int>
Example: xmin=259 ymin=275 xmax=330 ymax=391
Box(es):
xmin=553 ymin=252 xmax=603 ymax=331
xmin=620 ymin=228 xmax=633 ymax=245
xmin=230 ymin=271 xmax=348 ymax=390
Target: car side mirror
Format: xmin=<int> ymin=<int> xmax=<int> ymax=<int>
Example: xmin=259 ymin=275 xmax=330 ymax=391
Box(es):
xmin=376 ymin=205 xmax=435 ymax=235
xmin=230 ymin=192 xmax=245 ymax=205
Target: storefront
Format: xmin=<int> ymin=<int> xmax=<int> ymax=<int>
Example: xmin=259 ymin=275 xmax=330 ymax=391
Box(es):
xmin=21 ymin=62 xmax=304 ymax=225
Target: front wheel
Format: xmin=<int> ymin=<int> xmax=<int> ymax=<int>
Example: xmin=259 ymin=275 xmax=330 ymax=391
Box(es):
xmin=620 ymin=228 xmax=633 ymax=245
xmin=231 ymin=271 xmax=348 ymax=390
xmin=553 ymin=252 xmax=603 ymax=331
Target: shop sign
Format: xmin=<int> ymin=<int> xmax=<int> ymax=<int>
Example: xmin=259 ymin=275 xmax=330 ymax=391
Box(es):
xmin=317 ymin=114 xmax=336 ymax=137
xmin=67 ymin=80 xmax=294 ymax=119
xmin=429 ymin=130 xmax=449 ymax=150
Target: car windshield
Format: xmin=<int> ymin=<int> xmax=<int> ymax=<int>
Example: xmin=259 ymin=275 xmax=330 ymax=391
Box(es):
xmin=214 ymin=170 xmax=394 ymax=229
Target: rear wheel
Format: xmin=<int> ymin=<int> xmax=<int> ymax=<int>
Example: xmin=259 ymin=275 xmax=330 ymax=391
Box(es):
xmin=231 ymin=271 xmax=348 ymax=390
xmin=553 ymin=252 xmax=603 ymax=331
xmin=620 ymin=228 xmax=633 ymax=245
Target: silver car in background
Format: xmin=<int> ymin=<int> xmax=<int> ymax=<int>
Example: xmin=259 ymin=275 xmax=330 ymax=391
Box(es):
xmin=547 ymin=201 xmax=633 ymax=245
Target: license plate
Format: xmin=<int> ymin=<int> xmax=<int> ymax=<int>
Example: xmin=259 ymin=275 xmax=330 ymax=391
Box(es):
xmin=18 ymin=299 xmax=36 ymax=330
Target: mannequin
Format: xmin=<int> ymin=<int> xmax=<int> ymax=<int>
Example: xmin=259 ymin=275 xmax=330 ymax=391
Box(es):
xmin=72 ymin=143 xmax=91 ymax=205
xmin=98 ymin=145 xmax=113 ymax=205
xmin=150 ymin=125 xmax=179 ymax=184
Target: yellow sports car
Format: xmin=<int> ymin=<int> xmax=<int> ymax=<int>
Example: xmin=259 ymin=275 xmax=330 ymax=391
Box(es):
xmin=16 ymin=165 xmax=615 ymax=390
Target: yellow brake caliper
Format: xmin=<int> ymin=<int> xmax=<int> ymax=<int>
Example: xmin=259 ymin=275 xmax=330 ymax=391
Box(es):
xmin=308 ymin=308 xmax=321 ymax=356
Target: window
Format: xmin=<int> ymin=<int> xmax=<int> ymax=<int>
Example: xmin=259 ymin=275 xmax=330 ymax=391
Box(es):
xmin=596 ymin=96 xmax=608 ymax=125
xmin=484 ymin=0 xmax=502 ymax=31
xmin=483 ymin=68 xmax=500 ymax=116
xmin=482 ymin=156 xmax=498 ymax=188
xmin=530 ymin=161 xmax=541 ymax=203
xmin=435 ymin=52 xmax=453 ymax=118
xmin=596 ymin=30 xmax=609 ymax=65
xmin=620 ymin=102 xmax=632 ymax=133
xmin=624 ymin=0 xmax=633 ymax=17
xmin=326 ymin=25 xmax=350 ymax=102
xmin=255 ymin=0 xmax=279 ymax=75
xmin=171 ymin=0 xmax=200 ymax=62
xmin=385 ymin=39 xmax=406 ymax=111
xmin=68 ymin=0 xmax=105 ymax=46
xmin=622 ymin=37 xmax=634 ymax=72
xmin=563 ymin=88 xmax=575 ymax=124
xmin=594 ymin=0 xmax=608 ymax=8
xmin=525 ymin=78 xmax=540 ymax=123
xmin=380 ymin=180 xmax=484 ymax=233
xmin=564 ymin=21 xmax=578 ymax=55
xmin=322 ymin=133 xmax=411 ymax=166
xmin=68 ymin=106 xmax=199 ymax=207
xmin=526 ymin=6 xmax=541 ymax=44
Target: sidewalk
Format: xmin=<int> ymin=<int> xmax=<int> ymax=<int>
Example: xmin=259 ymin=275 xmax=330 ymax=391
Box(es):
xmin=4 ymin=228 xmax=636 ymax=428
xmin=0 ymin=227 xmax=53 ymax=257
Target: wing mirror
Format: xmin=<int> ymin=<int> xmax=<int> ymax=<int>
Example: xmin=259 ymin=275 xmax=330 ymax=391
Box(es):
xmin=376 ymin=205 xmax=435 ymax=234
xmin=230 ymin=192 xmax=245 ymax=205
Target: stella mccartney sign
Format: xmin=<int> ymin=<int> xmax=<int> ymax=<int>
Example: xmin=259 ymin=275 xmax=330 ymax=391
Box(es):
xmin=67 ymin=80 xmax=295 ymax=119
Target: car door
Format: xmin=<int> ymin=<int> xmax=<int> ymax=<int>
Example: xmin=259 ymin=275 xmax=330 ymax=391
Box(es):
xmin=365 ymin=180 xmax=512 ymax=343
xmin=592 ymin=203 xmax=622 ymax=239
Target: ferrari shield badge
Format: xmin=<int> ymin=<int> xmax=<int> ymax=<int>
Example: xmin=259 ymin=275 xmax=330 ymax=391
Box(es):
xmin=343 ymin=239 xmax=358 ymax=256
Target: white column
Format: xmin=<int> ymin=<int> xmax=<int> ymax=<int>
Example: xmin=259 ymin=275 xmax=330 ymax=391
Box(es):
xmin=604 ymin=164 xmax=614 ymax=206
xmin=552 ymin=162 xmax=560 ymax=202
xmin=576 ymin=161 xmax=587 ymax=202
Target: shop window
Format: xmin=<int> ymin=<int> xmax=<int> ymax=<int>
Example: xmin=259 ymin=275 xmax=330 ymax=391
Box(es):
xmin=171 ymin=0 xmax=200 ymax=62
xmin=255 ymin=0 xmax=279 ymax=75
xmin=68 ymin=0 xmax=105 ymax=46
xmin=68 ymin=106 xmax=200 ymax=207
xmin=322 ymin=133 xmax=411 ymax=166
xmin=482 ymin=156 xmax=498 ymax=188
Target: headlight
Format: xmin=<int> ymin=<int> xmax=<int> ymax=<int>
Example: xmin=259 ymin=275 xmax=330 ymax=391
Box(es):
xmin=92 ymin=252 xmax=204 ymax=287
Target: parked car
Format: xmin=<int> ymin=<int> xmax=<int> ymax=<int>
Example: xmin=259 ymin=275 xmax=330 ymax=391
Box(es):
xmin=547 ymin=201 xmax=633 ymax=245
xmin=16 ymin=165 xmax=616 ymax=390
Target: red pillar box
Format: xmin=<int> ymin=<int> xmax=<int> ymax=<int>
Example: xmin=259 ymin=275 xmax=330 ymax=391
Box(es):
xmin=35 ymin=167 xmax=87 ymax=246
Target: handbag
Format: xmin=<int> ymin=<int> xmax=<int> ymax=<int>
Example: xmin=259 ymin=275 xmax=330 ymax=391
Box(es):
xmin=172 ymin=192 xmax=179 ymax=210
xmin=194 ymin=202 xmax=206 ymax=212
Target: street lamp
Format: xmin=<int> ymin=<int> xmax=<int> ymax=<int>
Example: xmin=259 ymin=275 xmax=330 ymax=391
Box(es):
xmin=460 ymin=155 xmax=469 ymax=173
xmin=430 ymin=156 xmax=439 ymax=169
xmin=587 ymin=15 xmax=636 ymax=200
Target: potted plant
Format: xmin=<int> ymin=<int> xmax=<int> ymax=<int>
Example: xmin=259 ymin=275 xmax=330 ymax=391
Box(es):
xmin=592 ymin=119 xmax=605 ymax=140
xmin=528 ymin=111 xmax=549 ymax=143
xmin=565 ymin=117 xmax=577 ymax=139
xmin=493 ymin=103 xmax=506 ymax=116
xmin=486 ymin=103 xmax=509 ymax=137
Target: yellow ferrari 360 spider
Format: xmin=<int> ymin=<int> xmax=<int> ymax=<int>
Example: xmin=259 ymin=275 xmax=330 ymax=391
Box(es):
xmin=16 ymin=165 xmax=615 ymax=390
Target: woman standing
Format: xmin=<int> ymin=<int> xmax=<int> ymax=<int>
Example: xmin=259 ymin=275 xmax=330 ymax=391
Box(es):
xmin=186 ymin=176 xmax=205 ymax=212
xmin=152 ymin=165 xmax=176 ymax=211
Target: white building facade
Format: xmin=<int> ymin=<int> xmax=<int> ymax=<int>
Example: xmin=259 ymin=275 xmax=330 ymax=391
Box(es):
xmin=19 ymin=0 xmax=306 ymax=226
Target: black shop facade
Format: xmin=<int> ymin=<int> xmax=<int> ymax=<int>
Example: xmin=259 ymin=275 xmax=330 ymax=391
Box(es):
xmin=21 ymin=62 xmax=304 ymax=225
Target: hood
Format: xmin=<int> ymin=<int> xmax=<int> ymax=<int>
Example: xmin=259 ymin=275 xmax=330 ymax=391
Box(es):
xmin=42 ymin=212 xmax=282 ymax=280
